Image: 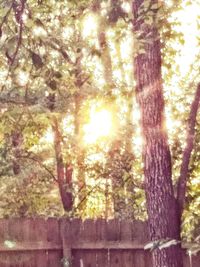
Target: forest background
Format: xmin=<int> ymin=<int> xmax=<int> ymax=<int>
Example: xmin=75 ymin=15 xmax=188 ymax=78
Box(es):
xmin=0 ymin=0 xmax=199 ymax=246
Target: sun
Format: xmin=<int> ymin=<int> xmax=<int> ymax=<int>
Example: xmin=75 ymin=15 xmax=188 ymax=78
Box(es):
xmin=83 ymin=108 xmax=113 ymax=144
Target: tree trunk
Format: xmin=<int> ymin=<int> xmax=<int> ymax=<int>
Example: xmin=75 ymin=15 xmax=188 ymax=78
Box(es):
xmin=96 ymin=10 xmax=127 ymax=218
xmin=177 ymin=83 xmax=200 ymax=217
xmin=52 ymin=116 xmax=73 ymax=212
xmin=12 ymin=130 xmax=22 ymax=175
xmin=132 ymin=1 xmax=183 ymax=266
xmin=73 ymin=39 xmax=87 ymax=215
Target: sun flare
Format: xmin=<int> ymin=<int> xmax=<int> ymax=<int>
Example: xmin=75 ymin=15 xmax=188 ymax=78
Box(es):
xmin=83 ymin=108 xmax=113 ymax=144
xmin=82 ymin=14 xmax=98 ymax=38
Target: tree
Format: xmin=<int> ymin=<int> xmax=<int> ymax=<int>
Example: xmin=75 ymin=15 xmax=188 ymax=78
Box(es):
xmin=0 ymin=0 xmax=199 ymax=240
xmin=132 ymin=0 xmax=200 ymax=266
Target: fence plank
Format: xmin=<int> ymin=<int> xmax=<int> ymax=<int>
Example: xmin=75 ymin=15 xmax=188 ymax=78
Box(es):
xmin=132 ymin=220 xmax=148 ymax=243
xmin=0 ymin=219 xmax=10 ymax=267
xmin=96 ymin=250 xmax=109 ymax=267
xmin=106 ymin=219 xmax=120 ymax=241
xmin=132 ymin=221 xmax=147 ymax=267
xmin=21 ymin=218 xmax=35 ymax=267
xmin=183 ymin=251 xmax=200 ymax=267
xmin=107 ymin=219 xmax=121 ymax=267
xmin=33 ymin=218 xmax=48 ymax=267
xmin=110 ymin=249 xmax=123 ymax=267
xmin=8 ymin=218 xmax=29 ymax=267
xmin=96 ymin=219 xmax=108 ymax=267
xmin=73 ymin=249 xmax=84 ymax=267
xmin=121 ymin=250 xmax=134 ymax=267
xmin=121 ymin=220 xmax=133 ymax=267
xmin=76 ymin=220 xmax=97 ymax=267
xmin=133 ymin=250 xmax=146 ymax=267
xmin=47 ymin=218 xmax=62 ymax=267
xmin=120 ymin=220 xmax=132 ymax=241
xmin=190 ymin=254 xmax=200 ymax=267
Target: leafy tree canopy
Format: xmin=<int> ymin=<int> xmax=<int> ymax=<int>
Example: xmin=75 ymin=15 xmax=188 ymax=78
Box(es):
xmin=0 ymin=0 xmax=199 ymax=241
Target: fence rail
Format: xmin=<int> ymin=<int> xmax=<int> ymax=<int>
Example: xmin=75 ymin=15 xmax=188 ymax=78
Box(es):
xmin=0 ymin=218 xmax=199 ymax=267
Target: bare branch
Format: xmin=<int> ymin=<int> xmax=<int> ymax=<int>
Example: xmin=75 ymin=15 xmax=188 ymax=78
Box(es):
xmin=177 ymin=83 xmax=200 ymax=217
xmin=74 ymin=182 xmax=102 ymax=212
xmin=0 ymin=95 xmax=38 ymax=106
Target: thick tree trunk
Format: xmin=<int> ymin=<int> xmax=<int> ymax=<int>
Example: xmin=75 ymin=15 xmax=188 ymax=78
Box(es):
xmin=132 ymin=1 xmax=183 ymax=267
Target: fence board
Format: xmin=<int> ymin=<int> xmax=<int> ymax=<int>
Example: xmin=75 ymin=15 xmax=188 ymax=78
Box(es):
xmin=47 ymin=218 xmax=62 ymax=267
xmin=110 ymin=249 xmax=123 ymax=267
xmin=106 ymin=219 xmax=120 ymax=241
xmin=73 ymin=249 xmax=84 ymax=267
xmin=9 ymin=218 xmax=26 ymax=267
xmin=96 ymin=219 xmax=108 ymax=267
xmin=0 ymin=219 xmax=10 ymax=267
xmin=96 ymin=250 xmax=109 ymax=267
xmin=73 ymin=220 xmax=97 ymax=267
xmin=121 ymin=220 xmax=133 ymax=267
xmin=33 ymin=218 xmax=48 ymax=267
xmin=121 ymin=250 xmax=134 ymax=267
xmin=20 ymin=218 xmax=35 ymax=267
xmin=133 ymin=250 xmax=146 ymax=267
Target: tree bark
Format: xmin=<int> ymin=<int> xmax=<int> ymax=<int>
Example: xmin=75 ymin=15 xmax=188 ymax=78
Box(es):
xmin=52 ymin=116 xmax=73 ymax=212
xmin=132 ymin=1 xmax=183 ymax=267
xmin=177 ymin=83 xmax=200 ymax=217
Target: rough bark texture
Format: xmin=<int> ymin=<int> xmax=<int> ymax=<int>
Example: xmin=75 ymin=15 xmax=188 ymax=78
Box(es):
xmin=132 ymin=1 xmax=183 ymax=267
xmin=177 ymin=83 xmax=200 ymax=217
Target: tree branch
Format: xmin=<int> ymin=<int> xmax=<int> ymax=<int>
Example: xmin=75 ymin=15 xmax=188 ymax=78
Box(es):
xmin=9 ymin=0 xmax=26 ymax=65
xmin=177 ymin=83 xmax=200 ymax=217
xmin=46 ymin=39 xmax=74 ymax=65
xmin=0 ymin=3 xmax=13 ymax=30
xmin=0 ymin=95 xmax=38 ymax=106
xmin=19 ymin=154 xmax=57 ymax=182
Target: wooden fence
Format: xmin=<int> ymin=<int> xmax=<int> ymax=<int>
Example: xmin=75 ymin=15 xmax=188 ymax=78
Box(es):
xmin=0 ymin=218 xmax=199 ymax=267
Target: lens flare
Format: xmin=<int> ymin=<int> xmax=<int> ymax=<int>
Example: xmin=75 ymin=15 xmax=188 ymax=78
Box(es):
xmin=83 ymin=108 xmax=112 ymax=144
